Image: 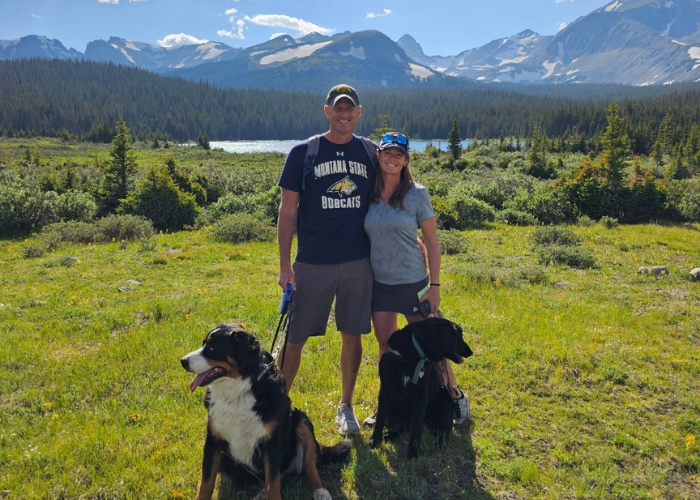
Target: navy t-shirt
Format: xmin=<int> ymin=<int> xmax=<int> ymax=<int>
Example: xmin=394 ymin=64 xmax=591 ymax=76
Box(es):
xmin=278 ymin=135 xmax=376 ymax=265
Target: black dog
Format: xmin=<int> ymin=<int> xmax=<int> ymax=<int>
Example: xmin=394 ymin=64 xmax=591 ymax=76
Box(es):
xmin=181 ymin=323 xmax=351 ymax=500
xmin=368 ymin=317 xmax=473 ymax=458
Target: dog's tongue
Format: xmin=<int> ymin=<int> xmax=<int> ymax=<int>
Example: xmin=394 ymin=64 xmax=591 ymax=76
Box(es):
xmin=189 ymin=370 xmax=214 ymax=393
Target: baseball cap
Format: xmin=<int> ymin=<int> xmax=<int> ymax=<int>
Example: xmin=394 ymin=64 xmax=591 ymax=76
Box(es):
xmin=379 ymin=132 xmax=409 ymax=156
xmin=326 ymin=84 xmax=360 ymax=107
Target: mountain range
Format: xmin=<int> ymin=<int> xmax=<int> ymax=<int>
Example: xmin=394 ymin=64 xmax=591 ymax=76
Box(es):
xmin=3 ymin=0 xmax=700 ymax=88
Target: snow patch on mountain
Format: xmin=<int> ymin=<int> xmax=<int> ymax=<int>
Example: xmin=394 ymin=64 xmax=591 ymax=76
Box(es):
xmin=339 ymin=42 xmax=365 ymax=60
xmin=197 ymin=43 xmax=226 ymax=60
xmin=259 ymin=41 xmax=331 ymax=65
xmin=408 ymin=63 xmax=434 ymax=79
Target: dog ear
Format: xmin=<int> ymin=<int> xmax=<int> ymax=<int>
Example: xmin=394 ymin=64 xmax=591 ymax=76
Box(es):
xmin=233 ymin=330 xmax=262 ymax=375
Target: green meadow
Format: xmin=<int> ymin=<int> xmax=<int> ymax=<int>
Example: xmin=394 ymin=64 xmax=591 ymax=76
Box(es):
xmin=1 ymin=219 xmax=698 ymax=499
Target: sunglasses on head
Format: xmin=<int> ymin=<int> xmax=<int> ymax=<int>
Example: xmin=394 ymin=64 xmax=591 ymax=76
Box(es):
xmin=380 ymin=133 xmax=409 ymax=146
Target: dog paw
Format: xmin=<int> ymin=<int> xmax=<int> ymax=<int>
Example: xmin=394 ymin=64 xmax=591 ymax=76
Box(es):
xmin=251 ymin=487 xmax=267 ymax=500
xmin=368 ymin=437 xmax=380 ymax=449
xmin=313 ymin=488 xmax=332 ymax=500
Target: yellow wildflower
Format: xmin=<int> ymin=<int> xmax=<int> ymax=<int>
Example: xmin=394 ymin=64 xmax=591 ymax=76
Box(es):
xmin=686 ymin=435 xmax=696 ymax=450
xmin=42 ymin=402 xmax=53 ymax=411
xmin=51 ymin=413 xmax=59 ymax=420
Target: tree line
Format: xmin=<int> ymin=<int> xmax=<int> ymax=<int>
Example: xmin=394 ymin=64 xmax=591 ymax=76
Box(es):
xmin=3 ymin=58 xmax=700 ymax=156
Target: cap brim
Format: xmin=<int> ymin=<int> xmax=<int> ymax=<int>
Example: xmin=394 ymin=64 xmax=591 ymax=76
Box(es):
xmin=379 ymin=143 xmax=408 ymax=154
xmin=329 ymin=95 xmax=358 ymax=107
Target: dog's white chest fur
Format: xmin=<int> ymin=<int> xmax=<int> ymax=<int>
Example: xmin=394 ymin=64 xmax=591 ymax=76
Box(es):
xmin=208 ymin=377 xmax=268 ymax=470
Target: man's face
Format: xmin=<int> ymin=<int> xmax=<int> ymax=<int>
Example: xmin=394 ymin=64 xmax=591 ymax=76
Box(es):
xmin=324 ymin=99 xmax=362 ymax=135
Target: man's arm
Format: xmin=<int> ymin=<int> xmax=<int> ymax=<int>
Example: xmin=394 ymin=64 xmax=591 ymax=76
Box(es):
xmin=277 ymin=188 xmax=300 ymax=289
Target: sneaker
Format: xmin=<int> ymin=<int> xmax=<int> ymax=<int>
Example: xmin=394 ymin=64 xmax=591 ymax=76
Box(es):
xmin=336 ymin=403 xmax=360 ymax=435
xmin=452 ymin=391 xmax=470 ymax=428
xmin=362 ymin=411 xmax=377 ymax=428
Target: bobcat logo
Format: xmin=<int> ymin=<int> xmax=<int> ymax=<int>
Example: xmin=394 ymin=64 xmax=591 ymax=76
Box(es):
xmin=327 ymin=176 xmax=357 ymax=197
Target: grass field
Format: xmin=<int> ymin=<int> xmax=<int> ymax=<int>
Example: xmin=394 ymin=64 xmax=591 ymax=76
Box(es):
xmin=1 ymin=221 xmax=699 ymax=500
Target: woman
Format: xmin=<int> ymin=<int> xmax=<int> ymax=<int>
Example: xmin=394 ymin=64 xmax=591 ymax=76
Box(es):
xmin=363 ymin=132 xmax=469 ymax=428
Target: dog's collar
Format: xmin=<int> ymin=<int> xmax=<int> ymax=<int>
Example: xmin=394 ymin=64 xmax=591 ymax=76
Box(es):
xmin=411 ymin=333 xmax=428 ymax=384
xmin=257 ymin=362 xmax=274 ymax=381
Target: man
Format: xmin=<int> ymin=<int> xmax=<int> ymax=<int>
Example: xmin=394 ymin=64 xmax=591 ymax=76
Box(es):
xmin=277 ymin=84 xmax=376 ymax=435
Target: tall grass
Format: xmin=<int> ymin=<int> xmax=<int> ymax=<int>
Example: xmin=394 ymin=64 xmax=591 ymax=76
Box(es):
xmin=1 ymin=222 xmax=698 ymax=499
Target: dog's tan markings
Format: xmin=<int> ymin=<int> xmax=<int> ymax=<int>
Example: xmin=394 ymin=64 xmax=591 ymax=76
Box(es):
xmin=296 ymin=422 xmax=324 ymax=491
xmin=263 ymin=421 xmax=277 ymax=440
xmin=195 ymin=451 xmax=221 ymax=500
xmin=225 ymin=356 xmax=242 ymax=379
xmin=263 ymin=455 xmax=283 ymax=500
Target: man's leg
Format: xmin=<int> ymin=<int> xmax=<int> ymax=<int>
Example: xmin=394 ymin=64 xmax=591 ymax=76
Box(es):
xmin=339 ymin=332 xmax=362 ymax=404
xmin=278 ymin=340 xmax=306 ymax=393
xmin=336 ymin=332 xmax=362 ymax=435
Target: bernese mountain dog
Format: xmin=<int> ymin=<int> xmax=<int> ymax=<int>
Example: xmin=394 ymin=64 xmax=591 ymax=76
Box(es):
xmin=368 ymin=317 xmax=473 ymax=458
xmin=181 ymin=323 xmax=351 ymax=500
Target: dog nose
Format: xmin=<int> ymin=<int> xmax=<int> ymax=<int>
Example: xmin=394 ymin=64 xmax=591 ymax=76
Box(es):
xmin=180 ymin=358 xmax=189 ymax=370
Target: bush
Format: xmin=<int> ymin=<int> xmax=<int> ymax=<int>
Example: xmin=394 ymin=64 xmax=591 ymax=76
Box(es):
xmin=56 ymin=190 xmax=97 ymax=222
xmin=211 ymin=213 xmax=275 ymax=244
xmin=22 ymin=242 xmax=47 ymax=259
xmin=599 ymin=216 xmax=619 ymax=229
xmin=40 ymin=221 xmax=99 ymax=245
xmin=95 ymin=214 xmax=155 ymax=242
xmin=531 ymin=226 xmax=581 ymax=247
xmin=437 ymin=229 xmax=468 ymax=255
xmin=497 ymin=208 xmax=537 ymax=226
xmin=119 ymin=164 xmax=199 ymax=231
xmin=535 ymin=245 xmax=596 ymax=269
xmin=447 ymin=193 xmax=496 ymax=229
xmin=432 ymin=196 xmax=459 ymax=230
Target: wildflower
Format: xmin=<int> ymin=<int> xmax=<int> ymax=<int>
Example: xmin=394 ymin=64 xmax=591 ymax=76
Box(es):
xmin=112 ymin=237 xmax=116 ymax=242
xmin=687 ymin=435 xmax=696 ymax=450
xmin=493 ymin=278 xmax=502 ymax=287
xmin=51 ymin=413 xmax=59 ymax=420
xmin=42 ymin=402 xmax=53 ymax=411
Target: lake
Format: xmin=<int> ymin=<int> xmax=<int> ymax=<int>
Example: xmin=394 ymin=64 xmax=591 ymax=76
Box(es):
xmin=209 ymin=139 xmax=471 ymax=154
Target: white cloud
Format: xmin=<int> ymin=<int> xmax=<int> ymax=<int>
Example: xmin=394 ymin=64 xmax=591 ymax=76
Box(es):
xmin=157 ymin=33 xmax=209 ymax=47
xmin=557 ymin=22 xmax=569 ymax=31
xmin=219 ymin=8 xmax=247 ymax=39
xmin=367 ymin=9 xmax=392 ymax=19
xmin=245 ymin=14 xmax=333 ymax=36
xmin=98 ymin=0 xmax=150 ymax=3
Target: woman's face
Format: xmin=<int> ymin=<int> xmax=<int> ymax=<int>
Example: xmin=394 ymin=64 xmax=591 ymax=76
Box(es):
xmin=378 ymin=147 xmax=406 ymax=176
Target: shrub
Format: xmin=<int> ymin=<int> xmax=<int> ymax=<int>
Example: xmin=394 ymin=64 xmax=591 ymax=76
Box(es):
xmin=599 ymin=216 xmax=619 ymax=229
xmin=531 ymin=226 xmax=581 ymax=247
xmin=211 ymin=213 xmax=275 ymax=244
xmin=22 ymin=242 xmax=47 ymax=259
xmin=446 ymin=193 xmax=496 ymax=229
xmin=56 ymin=190 xmax=97 ymax=222
xmin=497 ymin=208 xmax=537 ymax=226
xmin=576 ymin=215 xmax=595 ymax=227
xmin=119 ymin=164 xmax=199 ymax=231
xmin=437 ymin=230 xmax=468 ymax=255
xmin=432 ymin=196 xmax=459 ymax=230
xmin=95 ymin=214 xmax=155 ymax=242
xmin=535 ymin=245 xmax=596 ymax=269
xmin=40 ymin=221 xmax=99 ymax=245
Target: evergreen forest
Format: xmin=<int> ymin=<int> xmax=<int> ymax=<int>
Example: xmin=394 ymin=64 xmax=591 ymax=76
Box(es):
xmin=3 ymin=58 xmax=700 ymax=157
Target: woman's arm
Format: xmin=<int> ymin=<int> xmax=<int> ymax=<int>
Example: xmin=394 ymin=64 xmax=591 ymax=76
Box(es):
xmin=418 ymin=215 xmax=441 ymax=314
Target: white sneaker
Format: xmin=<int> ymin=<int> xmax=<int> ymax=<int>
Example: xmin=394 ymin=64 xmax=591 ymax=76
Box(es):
xmin=453 ymin=391 xmax=470 ymax=428
xmin=336 ymin=403 xmax=360 ymax=435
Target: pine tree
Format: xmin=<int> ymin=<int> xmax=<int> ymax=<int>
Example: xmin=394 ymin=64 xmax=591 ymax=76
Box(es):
xmin=447 ymin=119 xmax=462 ymax=160
xmin=101 ymin=116 xmax=137 ymax=214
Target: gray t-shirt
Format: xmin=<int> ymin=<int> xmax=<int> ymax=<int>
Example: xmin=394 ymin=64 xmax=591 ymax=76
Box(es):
xmin=364 ymin=183 xmax=434 ymax=285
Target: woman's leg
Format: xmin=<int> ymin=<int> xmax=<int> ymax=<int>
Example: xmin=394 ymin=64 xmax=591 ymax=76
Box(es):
xmin=372 ymin=310 xmax=399 ymax=360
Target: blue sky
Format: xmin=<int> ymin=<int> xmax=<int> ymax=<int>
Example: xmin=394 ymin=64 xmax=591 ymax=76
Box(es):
xmin=0 ymin=0 xmax=613 ymax=56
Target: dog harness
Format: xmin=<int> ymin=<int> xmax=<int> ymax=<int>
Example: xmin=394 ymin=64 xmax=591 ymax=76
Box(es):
xmin=411 ymin=333 xmax=428 ymax=384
